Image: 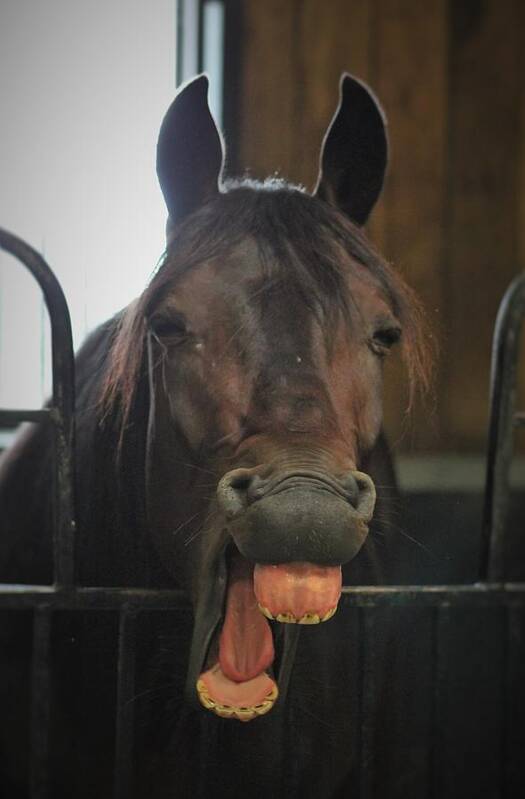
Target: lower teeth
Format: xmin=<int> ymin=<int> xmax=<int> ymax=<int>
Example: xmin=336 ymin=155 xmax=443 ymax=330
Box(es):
xmin=258 ymin=605 xmax=337 ymax=624
xmin=196 ymin=680 xmax=279 ymax=722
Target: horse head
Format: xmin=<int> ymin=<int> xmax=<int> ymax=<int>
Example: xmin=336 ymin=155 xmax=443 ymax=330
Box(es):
xmin=102 ymin=75 xmax=428 ymax=722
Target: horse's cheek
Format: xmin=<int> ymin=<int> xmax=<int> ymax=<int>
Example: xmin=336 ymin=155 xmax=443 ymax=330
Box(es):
xmin=334 ymin=355 xmax=383 ymax=455
xmin=167 ymin=390 xmax=206 ymax=451
xmin=164 ymin=363 xmax=213 ymax=453
xmin=354 ymin=362 xmax=384 ymax=453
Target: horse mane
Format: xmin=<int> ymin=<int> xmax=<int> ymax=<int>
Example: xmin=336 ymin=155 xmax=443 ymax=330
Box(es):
xmin=99 ymin=179 xmax=433 ymax=444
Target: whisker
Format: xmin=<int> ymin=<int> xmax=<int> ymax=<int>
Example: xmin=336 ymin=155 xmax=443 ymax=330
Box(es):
xmin=126 ymin=681 xmax=179 ymax=705
xmin=296 ymin=702 xmax=337 ymax=731
xmin=396 ymin=528 xmax=442 ymax=559
xmin=184 ymin=529 xmax=204 ymax=546
xmin=183 ymin=507 xmax=217 ymax=546
xmin=171 ymin=511 xmax=202 ymax=537
xmin=171 ymin=460 xmax=216 ymax=476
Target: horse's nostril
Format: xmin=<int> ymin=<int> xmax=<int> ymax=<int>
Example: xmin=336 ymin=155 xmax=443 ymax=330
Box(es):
xmin=217 ymin=469 xmax=256 ymax=519
xmin=352 ymin=471 xmax=376 ymax=522
xmin=230 ymin=474 xmax=251 ymax=492
xmin=340 ymin=474 xmax=360 ymax=506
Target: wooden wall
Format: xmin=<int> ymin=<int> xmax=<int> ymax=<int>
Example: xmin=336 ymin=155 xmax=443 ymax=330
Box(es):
xmin=224 ymin=0 xmax=525 ymax=454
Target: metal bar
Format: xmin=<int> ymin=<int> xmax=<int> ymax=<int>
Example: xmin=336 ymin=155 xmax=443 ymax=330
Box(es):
xmin=339 ymin=584 xmax=525 ymax=605
xmin=429 ymin=605 xmax=446 ymax=799
xmin=358 ymin=607 xmax=376 ymax=799
xmin=30 ymin=607 xmax=52 ymax=799
xmin=0 ymin=228 xmax=76 ymax=587
xmin=481 ymin=272 xmax=525 ymax=582
xmin=500 ymin=605 xmax=509 ymax=799
xmin=0 ymin=583 xmax=525 ymax=610
xmin=0 ymin=585 xmax=189 ymax=610
xmin=0 ymin=409 xmax=52 ymax=426
xmin=177 ymin=0 xmax=201 ymax=84
xmin=503 ymin=605 xmax=522 ymax=797
xmin=114 ymin=608 xmax=137 ymax=799
xmin=201 ymin=0 xmax=225 ymax=126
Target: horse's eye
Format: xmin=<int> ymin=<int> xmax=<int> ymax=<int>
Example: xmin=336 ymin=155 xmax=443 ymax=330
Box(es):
xmin=371 ymin=326 xmax=401 ymax=355
xmin=150 ymin=312 xmax=188 ymax=341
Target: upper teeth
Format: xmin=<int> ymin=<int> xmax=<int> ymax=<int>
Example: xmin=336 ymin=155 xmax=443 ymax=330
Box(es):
xmin=258 ymin=605 xmax=337 ymax=624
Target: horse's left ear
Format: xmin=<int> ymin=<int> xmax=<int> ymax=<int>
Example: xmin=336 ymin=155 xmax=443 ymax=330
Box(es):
xmin=157 ymin=75 xmax=224 ymax=231
xmin=314 ymin=74 xmax=388 ymax=226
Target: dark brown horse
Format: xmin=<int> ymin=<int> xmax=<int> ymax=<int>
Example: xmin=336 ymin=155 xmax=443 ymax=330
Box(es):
xmin=0 ymin=75 xmax=429 ymax=797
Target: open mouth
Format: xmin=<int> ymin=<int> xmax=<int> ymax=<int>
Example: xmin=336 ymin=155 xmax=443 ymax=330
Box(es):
xmin=196 ymin=549 xmax=342 ymax=721
xmin=190 ymin=469 xmax=375 ymax=721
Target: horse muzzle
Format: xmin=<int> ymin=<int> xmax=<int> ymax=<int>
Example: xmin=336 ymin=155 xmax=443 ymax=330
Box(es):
xmin=217 ymin=467 xmax=376 ymax=565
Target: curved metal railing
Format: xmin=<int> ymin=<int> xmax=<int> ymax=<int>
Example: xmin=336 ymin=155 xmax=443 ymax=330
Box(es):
xmin=0 ymin=227 xmax=76 ymax=586
xmin=481 ymin=271 xmax=525 ymax=582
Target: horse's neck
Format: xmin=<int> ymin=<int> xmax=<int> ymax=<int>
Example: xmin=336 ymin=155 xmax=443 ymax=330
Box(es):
xmin=75 ymin=380 xmax=168 ymax=588
xmin=0 ymin=420 xmax=55 ymax=583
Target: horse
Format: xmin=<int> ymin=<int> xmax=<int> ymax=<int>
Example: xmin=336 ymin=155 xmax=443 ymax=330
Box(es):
xmin=0 ymin=74 xmax=429 ymax=798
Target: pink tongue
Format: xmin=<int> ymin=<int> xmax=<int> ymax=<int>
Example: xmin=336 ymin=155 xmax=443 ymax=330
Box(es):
xmin=218 ymin=557 xmax=274 ymax=682
xmin=254 ymin=562 xmax=342 ymax=619
xmin=197 ymin=556 xmax=276 ymax=713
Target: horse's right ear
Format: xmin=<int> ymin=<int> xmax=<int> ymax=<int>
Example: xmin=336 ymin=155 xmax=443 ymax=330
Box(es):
xmin=157 ymin=75 xmax=224 ymax=231
xmin=314 ymin=74 xmax=388 ymax=226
